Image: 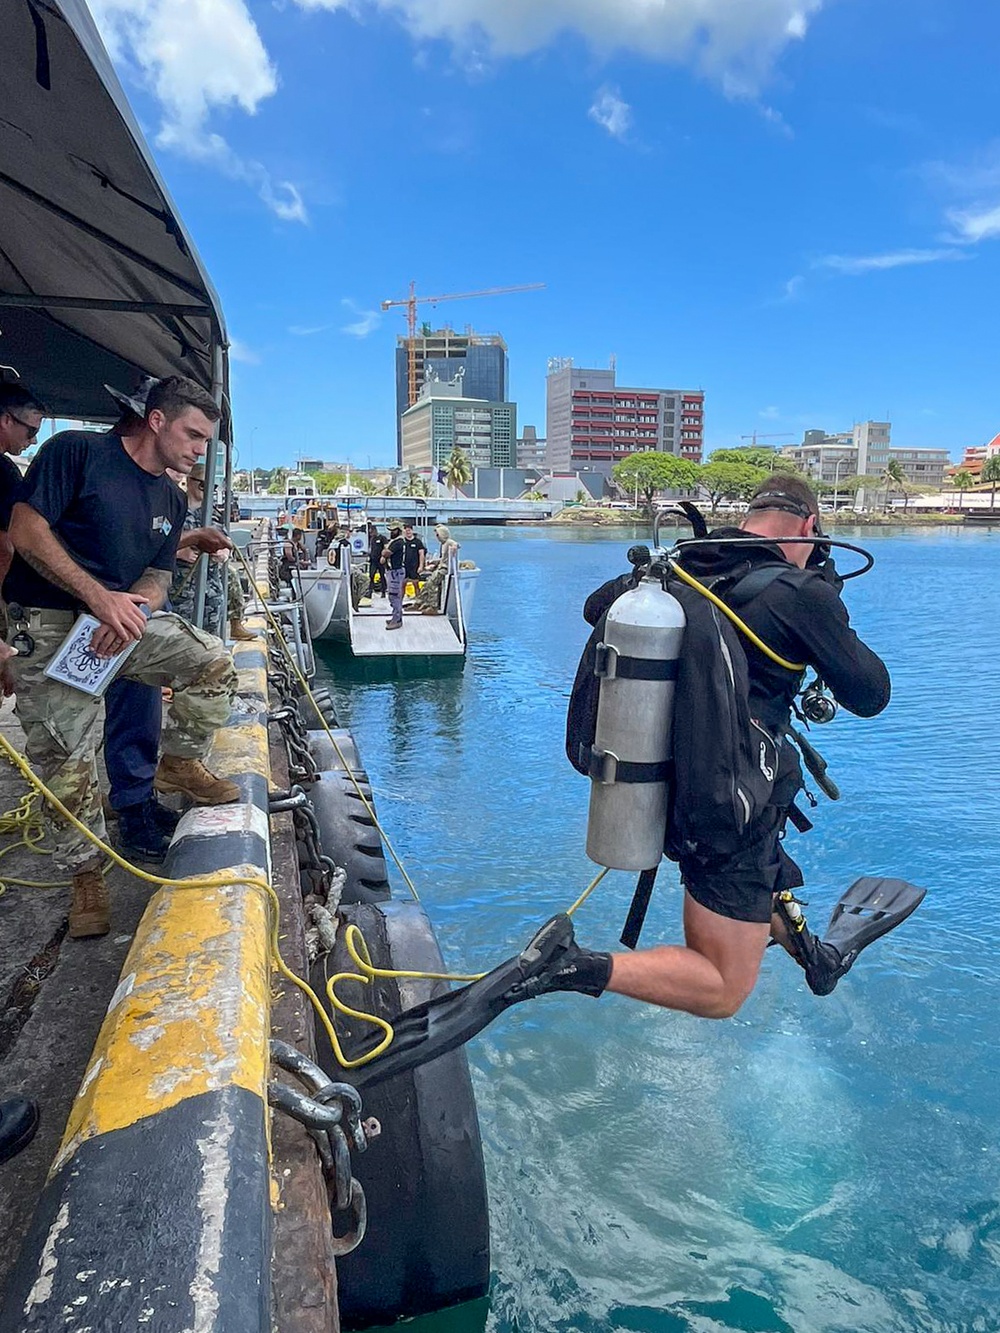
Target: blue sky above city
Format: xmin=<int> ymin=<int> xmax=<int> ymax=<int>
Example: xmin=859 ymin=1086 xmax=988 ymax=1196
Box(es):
xmin=89 ymin=0 xmax=1000 ymax=468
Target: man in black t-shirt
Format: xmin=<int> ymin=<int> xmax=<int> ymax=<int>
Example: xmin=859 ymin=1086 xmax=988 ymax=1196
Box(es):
xmin=401 ymin=524 xmax=426 ymax=584
xmin=0 ymin=384 xmax=44 ymax=609
xmin=381 ymin=524 xmax=406 ymax=629
xmin=5 ymin=377 xmax=240 ymax=940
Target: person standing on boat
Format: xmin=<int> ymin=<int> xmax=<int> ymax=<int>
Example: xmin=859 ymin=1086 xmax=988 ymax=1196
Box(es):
xmin=367 ymin=523 xmax=387 ymax=598
xmin=401 ymin=523 xmax=427 ymax=592
xmin=315 ymin=519 xmax=339 ymax=561
xmin=381 ymin=524 xmax=406 ymax=631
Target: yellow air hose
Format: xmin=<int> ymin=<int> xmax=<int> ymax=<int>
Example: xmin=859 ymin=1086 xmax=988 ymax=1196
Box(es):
xmin=668 ymin=558 xmax=806 ymax=674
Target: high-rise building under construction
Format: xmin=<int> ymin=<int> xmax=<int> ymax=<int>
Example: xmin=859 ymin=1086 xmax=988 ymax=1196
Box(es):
xmin=394 ymin=328 xmax=508 ymax=464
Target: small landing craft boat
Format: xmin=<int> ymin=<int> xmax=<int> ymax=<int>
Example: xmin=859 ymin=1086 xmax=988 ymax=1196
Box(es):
xmin=297 ymin=547 xmax=480 ymax=660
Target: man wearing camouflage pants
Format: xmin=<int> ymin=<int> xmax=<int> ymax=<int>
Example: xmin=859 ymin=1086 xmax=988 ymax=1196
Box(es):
xmin=5 ymin=377 xmax=240 ymax=940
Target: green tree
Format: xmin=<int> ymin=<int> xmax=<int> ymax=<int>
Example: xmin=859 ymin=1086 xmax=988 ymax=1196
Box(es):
xmin=444 ymin=447 xmax=473 ymax=499
xmin=266 ymin=467 xmax=288 ymax=495
xmin=612 ymin=451 xmax=700 ymax=511
xmin=982 ymin=454 xmax=1000 ymax=509
xmin=403 ymin=469 xmax=431 ymax=497
xmin=708 ymin=446 xmax=801 ymax=474
xmin=881 ymin=459 xmax=907 ymax=512
xmin=697 ymin=460 xmax=767 ymax=513
xmin=314 ymin=471 xmax=346 ymax=495
xmin=951 ymin=469 xmax=974 ymax=510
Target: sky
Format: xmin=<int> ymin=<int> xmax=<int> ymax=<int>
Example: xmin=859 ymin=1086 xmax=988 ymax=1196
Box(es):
xmin=87 ymin=0 xmax=1000 ymax=469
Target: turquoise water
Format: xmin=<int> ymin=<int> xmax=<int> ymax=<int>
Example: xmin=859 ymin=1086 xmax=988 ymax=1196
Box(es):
xmin=316 ymin=525 xmax=1000 ymax=1333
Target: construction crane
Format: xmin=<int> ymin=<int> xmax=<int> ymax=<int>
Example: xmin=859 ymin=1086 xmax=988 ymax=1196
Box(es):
xmin=381 ymin=281 xmax=545 ymax=407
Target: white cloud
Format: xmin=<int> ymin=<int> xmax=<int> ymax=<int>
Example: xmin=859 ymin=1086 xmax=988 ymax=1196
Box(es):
xmin=340 ymin=300 xmax=381 ymax=338
xmin=588 ymin=87 xmax=632 ymax=140
xmin=760 ymin=405 xmax=781 ymax=420
xmin=815 ymin=248 xmax=964 ymax=275
xmin=922 ymin=144 xmax=1000 ymax=246
xmin=945 ymin=204 xmax=1000 ymax=245
xmin=294 ymin=0 xmax=822 ymax=95
xmin=778 ymin=275 xmax=804 ymax=302
xmin=229 ymin=337 xmax=261 ymax=364
xmin=89 ymin=0 xmax=307 ymax=222
xmin=289 ymin=323 xmax=333 ymax=336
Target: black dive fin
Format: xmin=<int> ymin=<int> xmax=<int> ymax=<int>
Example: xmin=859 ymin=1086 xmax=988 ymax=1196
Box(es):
xmin=351 ymin=914 xmax=579 ymax=1090
xmin=813 ymin=876 xmax=925 ymax=994
xmin=824 ymin=876 xmax=926 ymax=956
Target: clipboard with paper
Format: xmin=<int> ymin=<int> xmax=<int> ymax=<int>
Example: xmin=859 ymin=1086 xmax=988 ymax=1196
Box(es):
xmin=42 ymin=614 xmax=140 ymax=697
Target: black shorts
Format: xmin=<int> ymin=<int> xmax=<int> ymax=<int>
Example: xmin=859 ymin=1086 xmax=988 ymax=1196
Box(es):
xmin=680 ymin=743 xmax=805 ymax=925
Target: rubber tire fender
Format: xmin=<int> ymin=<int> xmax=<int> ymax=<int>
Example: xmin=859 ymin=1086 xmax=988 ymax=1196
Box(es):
xmin=307 ymin=728 xmax=362 ymax=775
xmin=311 ymin=900 xmax=490 ymax=1328
xmin=307 ymin=771 xmax=390 ymax=904
xmin=297 ymin=691 xmax=340 ymax=731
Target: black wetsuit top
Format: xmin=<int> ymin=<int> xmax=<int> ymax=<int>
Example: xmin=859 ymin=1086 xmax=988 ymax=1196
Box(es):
xmin=698 ymin=529 xmax=890 ymax=735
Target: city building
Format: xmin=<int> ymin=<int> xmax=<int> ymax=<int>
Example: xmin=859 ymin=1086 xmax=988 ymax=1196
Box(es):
xmin=395 ymin=328 xmax=508 ymax=465
xmin=780 ymin=422 xmax=949 ymax=490
xmin=400 ymin=375 xmax=517 ymax=472
xmin=953 ymin=431 xmax=1000 ymax=478
xmin=545 ymin=361 xmax=704 ymax=476
xmin=516 ymin=425 xmax=546 ymax=469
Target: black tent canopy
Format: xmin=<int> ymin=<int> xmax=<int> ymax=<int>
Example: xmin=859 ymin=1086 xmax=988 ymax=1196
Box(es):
xmin=0 ymin=0 xmax=229 ymax=429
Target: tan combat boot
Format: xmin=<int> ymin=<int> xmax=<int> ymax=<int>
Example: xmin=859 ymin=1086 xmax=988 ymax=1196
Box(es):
xmin=229 ymin=620 xmax=257 ymax=642
xmin=69 ymin=868 xmax=110 ymax=939
xmin=154 ymin=756 xmax=240 ymax=805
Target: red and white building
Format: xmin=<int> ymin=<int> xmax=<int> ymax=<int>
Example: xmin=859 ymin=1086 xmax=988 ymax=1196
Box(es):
xmin=545 ymin=361 xmax=704 ymax=478
xmin=952 ymin=431 xmax=1000 ymax=479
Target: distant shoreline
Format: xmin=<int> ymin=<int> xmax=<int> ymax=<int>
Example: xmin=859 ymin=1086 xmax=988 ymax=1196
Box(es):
xmin=542 ymin=507 xmax=966 ymax=528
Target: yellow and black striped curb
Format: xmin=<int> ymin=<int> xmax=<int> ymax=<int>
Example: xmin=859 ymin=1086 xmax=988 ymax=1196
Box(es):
xmin=0 ymin=631 xmax=277 ymax=1333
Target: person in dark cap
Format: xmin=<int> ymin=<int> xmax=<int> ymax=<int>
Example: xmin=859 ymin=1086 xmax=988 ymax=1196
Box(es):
xmin=381 ymin=523 xmax=406 ymax=630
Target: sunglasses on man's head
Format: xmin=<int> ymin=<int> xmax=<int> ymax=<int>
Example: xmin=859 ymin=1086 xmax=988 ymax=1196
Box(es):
xmin=6 ymin=414 xmax=39 ymax=439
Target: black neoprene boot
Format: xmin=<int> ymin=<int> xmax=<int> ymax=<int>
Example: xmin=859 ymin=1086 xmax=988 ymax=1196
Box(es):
xmin=793 ymin=928 xmax=846 ymax=997
xmin=510 ymin=925 xmax=612 ymax=1000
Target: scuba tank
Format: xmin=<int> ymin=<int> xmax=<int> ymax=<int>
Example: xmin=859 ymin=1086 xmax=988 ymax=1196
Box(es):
xmin=585 ymin=573 xmax=686 ymax=871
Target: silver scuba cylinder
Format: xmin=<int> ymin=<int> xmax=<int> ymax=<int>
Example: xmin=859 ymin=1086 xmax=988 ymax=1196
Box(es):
xmin=585 ymin=575 xmax=686 ymax=871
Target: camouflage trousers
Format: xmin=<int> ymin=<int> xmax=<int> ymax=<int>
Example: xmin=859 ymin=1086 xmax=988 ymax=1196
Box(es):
xmin=227 ymin=562 xmax=245 ymax=622
xmin=10 ymin=611 xmax=238 ymax=873
xmin=171 ymin=555 xmax=225 ymax=636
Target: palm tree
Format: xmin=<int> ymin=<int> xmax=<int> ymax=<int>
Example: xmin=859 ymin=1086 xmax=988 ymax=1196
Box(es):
xmin=444 ymin=447 xmax=472 ymax=499
xmin=981 ymin=455 xmax=1000 ymax=511
xmin=951 ymin=469 xmax=974 ymax=510
xmin=881 ymin=459 xmax=906 ymax=513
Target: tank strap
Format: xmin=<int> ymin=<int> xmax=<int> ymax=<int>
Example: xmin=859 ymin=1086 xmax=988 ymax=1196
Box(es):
xmin=594 ymin=645 xmax=679 ymax=681
xmin=724 ymin=563 xmax=793 ymax=608
xmin=577 ymin=744 xmax=671 ymax=784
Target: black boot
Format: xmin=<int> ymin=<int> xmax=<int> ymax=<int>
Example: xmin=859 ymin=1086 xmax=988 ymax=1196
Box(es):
xmin=148 ymin=800 xmax=181 ymax=836
xmin=0 ymin=1097 xmax=39 ymax=1163
xmin=799 ymin=935 xmax=847 ymax=996
xmin=117 ymin=799 xmax=172 ymax=865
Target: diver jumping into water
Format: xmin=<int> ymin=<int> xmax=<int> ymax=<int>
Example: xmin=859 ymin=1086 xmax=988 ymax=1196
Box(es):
xmin=347 ymin=474 xmax=925 ymax=1090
